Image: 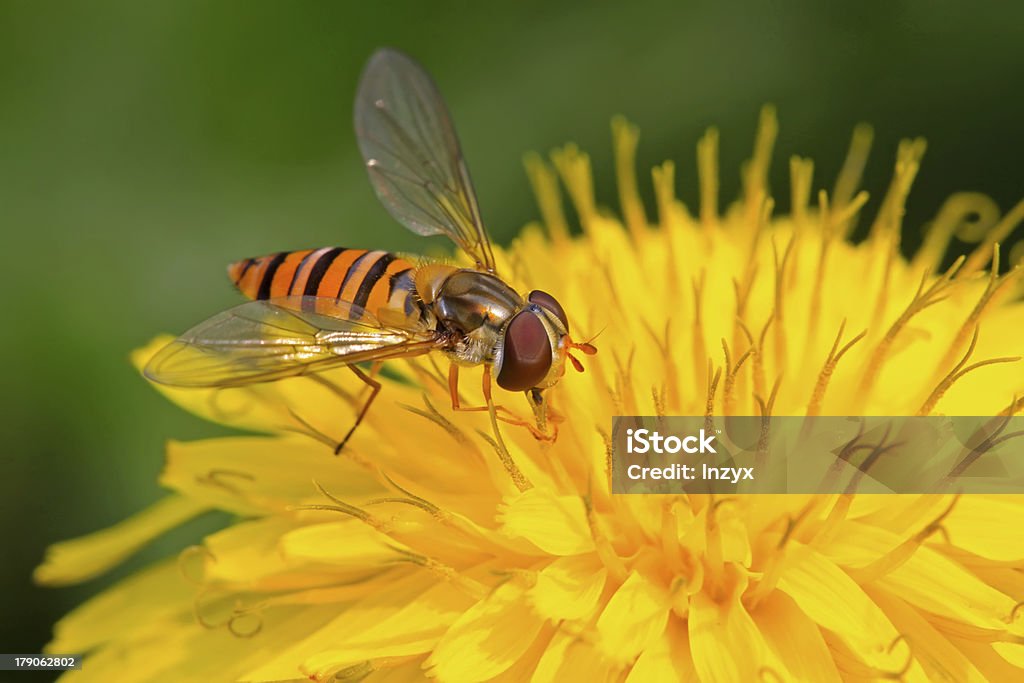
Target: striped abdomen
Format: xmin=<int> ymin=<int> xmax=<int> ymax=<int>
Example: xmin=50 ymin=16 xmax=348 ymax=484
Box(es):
xmin=228 ymin=247 xmax=420 ymax=320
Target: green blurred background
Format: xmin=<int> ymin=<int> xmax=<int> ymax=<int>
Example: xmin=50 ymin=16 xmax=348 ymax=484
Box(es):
xmin=2 ymin=0 xmax=1023 ymax=662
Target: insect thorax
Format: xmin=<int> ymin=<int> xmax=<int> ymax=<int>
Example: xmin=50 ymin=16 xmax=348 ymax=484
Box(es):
xmin=430 ymin=269 xmax=523 ymax=365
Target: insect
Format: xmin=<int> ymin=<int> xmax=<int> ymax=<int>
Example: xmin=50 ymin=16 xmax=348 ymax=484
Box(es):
xmin=145 ymin=47 xmax=596 ymax=453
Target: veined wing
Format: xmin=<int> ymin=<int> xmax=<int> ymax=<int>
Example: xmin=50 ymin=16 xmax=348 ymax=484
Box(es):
xmin=144 ymin=296 xmax=441 ymax=388
xmin=355 ymin=47 xmax=497 ymax=273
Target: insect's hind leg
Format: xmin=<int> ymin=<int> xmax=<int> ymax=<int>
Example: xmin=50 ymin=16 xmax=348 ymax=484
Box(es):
xmin=334 ymin=364 xmax=382 ymax=454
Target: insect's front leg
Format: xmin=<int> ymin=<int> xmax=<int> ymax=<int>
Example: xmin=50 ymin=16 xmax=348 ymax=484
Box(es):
xmin=447 ymin=364 xmax=503 ymax=413
xmin=486 ymin=369 xmax=557 ymax=443
xmin=446 ymin=365 xmax=520 ymax=418
xmin=446 ymin=365 xmax=556 ymax=442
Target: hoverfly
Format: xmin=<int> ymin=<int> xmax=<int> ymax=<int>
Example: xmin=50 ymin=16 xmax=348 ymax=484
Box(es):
xmin=145 ymin=48 xmax=596 ymax=452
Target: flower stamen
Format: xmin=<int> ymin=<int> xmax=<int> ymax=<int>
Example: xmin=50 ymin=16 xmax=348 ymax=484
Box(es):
xmin=721 ymin=338 xmax=754 ymax=416
xmin=399 ymin=394 xmax=471 ymax=448
xmin=692 ymin=271 xmax=709 ymax=398
xmin=833 ymin=123 xmax=874 ymax=238
xmin=857 ymin=256 xmax=966 ymax=407
xmin=523 ymin=152 xmax=569 ymax=246
xmin=851 ymin=495 xmax=959 ymax=585
xmin=772 ymin=236 xmax=795 ymax=374
xmin=963 ymin=197 xmax=1024 ymax=275
xmin=612 ymin=116 xmax=648 ymax=240
xmin=551 ymin=144 xmax=597 ymax=232
xmin=194 ymin=468 xmax=255 ymax=495
xmin=918 ymin=325 xmax=1022 ymax=415
xmin=806 ymin=320 xmax=867 ymax=417
xmin=177 ymin=544 xmax=214 ymax=585
xmin=697 ymin=127 xmax=719 ymax=230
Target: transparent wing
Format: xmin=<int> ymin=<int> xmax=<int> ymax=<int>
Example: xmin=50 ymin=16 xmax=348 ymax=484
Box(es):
xmin=355 ymin=47 xmax=497 ymax=273
xmin=144 ymin=297 xmax=441 ymax=388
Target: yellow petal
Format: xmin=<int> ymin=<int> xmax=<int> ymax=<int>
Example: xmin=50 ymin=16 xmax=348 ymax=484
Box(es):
xmin=867 ymin=586 xmax=989 ymax=682
xmin=943 ymin=495 xmax=1024 ymax=562
xmin=876 ymin=543 xmax=1015 ymax=631
xmin=46 ymin=560 xmax=191 ymax=654
xmin=625 ymin=618 xmax=697 ymax=682
xmin=67 ymin=604 xmax=338 ymax=683
xmin=818 ymin=518 xmax=906 ymax=568
xmin=992 ymin=642 xmax=1024 ymax=668
xmin=688 ymin=568 xmax=787 ymax=682
xmin=532 ymin=631 xmax=616 ymax=683
xmin=203 ymin=517 xmax=299 ymax=583
xmin=777 ymin=544 xmax=903 ymax=671
xmin=498 ymin=488 xmax=595 ymax=556
xmin=715 ymin=504 xmax=752 ymax=566
xmin=35 ymin=495 xmax=210 ymax=586
xmin=950 ymin=636 xmax=1024 ymax=681
xmin=250 ymin=572 xmax=439 ymax=680
xmin=595 ymin=571 xmax=669 ymax=666
xmin=528 ymin=554 xmax=607 ymax=622
xmin=161 ymin=435 xmax=381 ymax=515
xmin=751 ymin=591 xmax=841 ymax=683
xmin=425 ymin=582 xmax=544 ymax=681
xmin=269 ymin=579 xmax=472 ymax=681
xmin=279 ymin=519 xmax=406 ymax=567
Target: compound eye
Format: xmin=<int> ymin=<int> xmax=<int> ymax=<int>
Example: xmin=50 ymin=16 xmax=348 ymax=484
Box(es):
xmin=496 ymin=311 xmax=553 ymax=391
xmin=528 ymin=290 xmax=569 ymax=333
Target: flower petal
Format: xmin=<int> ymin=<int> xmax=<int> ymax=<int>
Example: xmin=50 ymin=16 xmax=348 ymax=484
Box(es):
xmin=943 ymin=495 xmax=1024 ymax=562
xmin=498 ymin=488 xmax=595 ymax=556
xmin=528 ymin=554 xmax=607 ymax=622
xmin=202 ymin=517 xmax=300 ymax=583
xmin=424 ymin=582 xmax=545 ymax=681
xmin=259 ymin=578 xmax=473 ymax=681
xmin=867 ymin=586 xmax=989 ymax=682
xmin=750 ymin=591 xmax=842 ymax=683
xmin=595 ymin=571 xmax=670 ymax=666
xmin=532 ymin=631 xmax=616 ymax=683
xmin=67 ymin=604 xmax=339 ymax=683
xmin=777 ymin=544 xmax=903 ymax=671
xmin=875 ymin=543 xmax=1016 ymax=631
xmin=950 ymin=636 xmax=1024 ymax=681
xmin=688 ymin=568 xmax=787 ymax=682
xmin=993 ymin=642 xmax=1024 ymax=669
xmin=35 ymin=495 xmax=210 ymax=586
xmin=162 ymin=435 xmax=382 ymax=515
xmin=45 ymin=560 xmax=191 ymax=654
xmin=279 ymin=519 xmax=407 ymax=567
xmin=625 ymin=618 xmax=697 ymax=682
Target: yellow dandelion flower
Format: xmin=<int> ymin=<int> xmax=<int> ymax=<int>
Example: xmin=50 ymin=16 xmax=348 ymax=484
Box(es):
xmin=37 ymin=108 xmax=1024 ymax=682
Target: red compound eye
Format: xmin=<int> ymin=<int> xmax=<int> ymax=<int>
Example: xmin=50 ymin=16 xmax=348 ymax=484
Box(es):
xmin=528 ymin=290 xmax=569 ymax=333
xmin=496 ymin=311 xmax=553 ymax=391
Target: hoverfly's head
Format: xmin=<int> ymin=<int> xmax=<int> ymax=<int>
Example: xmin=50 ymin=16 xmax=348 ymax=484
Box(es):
xmin=494 ymin=290 xmax=597 ymax=397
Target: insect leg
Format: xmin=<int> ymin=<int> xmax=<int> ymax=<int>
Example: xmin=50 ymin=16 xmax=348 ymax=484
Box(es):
xmin=334 ymin=365 xmax=382 ymax=455
xmin=448 ymin=364 xmax=462 ymax=410
xmin=446 ymin=365 xmax=519 ymax=419
xmin=448 ymin=366 xmax=512 ymax=413
xmin=480 ymin=365 xmax=532 ymax=492
xmin=448 ymin=364 xmax=557 ymax=442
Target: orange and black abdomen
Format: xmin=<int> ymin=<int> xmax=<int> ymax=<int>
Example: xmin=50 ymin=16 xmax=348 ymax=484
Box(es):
xmin=228 ymin=247 xmax=418 ymax=316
